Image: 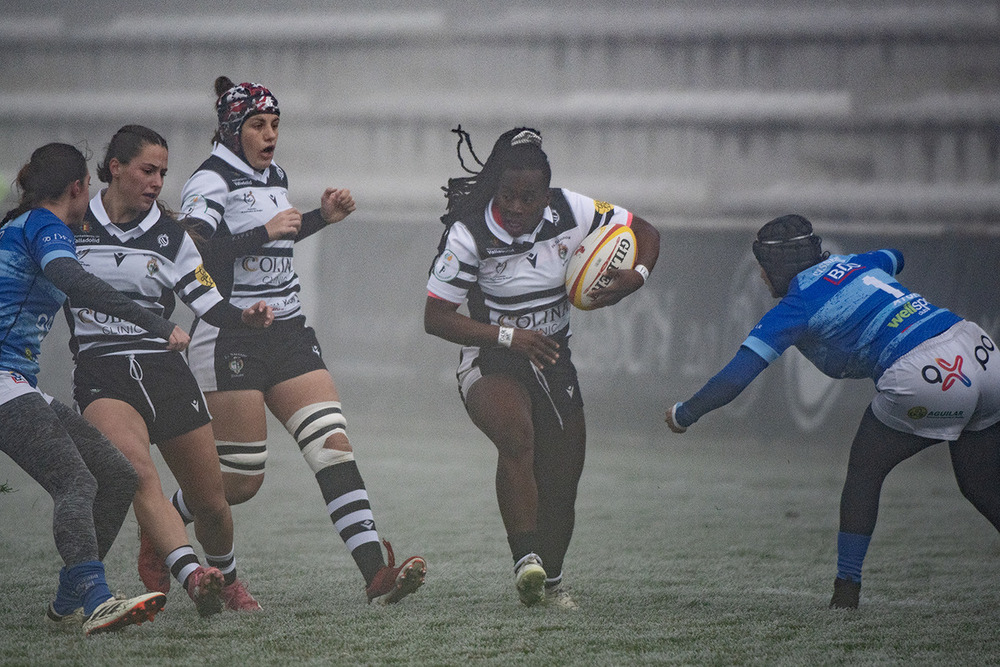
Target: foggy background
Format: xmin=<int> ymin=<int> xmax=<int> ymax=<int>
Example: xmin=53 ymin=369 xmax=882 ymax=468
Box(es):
xmin=1 ymin=1 xmax=998 ymax=445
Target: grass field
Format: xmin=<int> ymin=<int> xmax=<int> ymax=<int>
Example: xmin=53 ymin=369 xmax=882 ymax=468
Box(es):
xmin=2 ymin=411 xmax=999 ymax=666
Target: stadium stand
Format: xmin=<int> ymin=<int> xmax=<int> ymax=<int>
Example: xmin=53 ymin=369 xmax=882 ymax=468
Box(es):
xmin=1 ymin=2 xmax=998 ymax=227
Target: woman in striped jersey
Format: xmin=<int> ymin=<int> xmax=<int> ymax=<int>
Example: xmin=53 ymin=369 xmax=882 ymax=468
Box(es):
xmin=176 ymin=77 xmax=425 ymax=604
xmin=425 ymin=127 xmax=661 ymax=608
xmin=66 ymin=125 xmax=273 ymax=615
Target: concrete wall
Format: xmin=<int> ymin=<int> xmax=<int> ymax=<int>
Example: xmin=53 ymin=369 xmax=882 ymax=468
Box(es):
xmin=4 ymin=1 xmax=998 ymax=440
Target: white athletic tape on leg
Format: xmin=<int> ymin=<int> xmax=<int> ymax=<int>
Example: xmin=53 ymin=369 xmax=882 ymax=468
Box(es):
xmin=216 ymin=440 xmax=268 ymax=475
xmin=302 ymin=445 xmax=354 ymax=474
xmin=283 ymin=401 xmax=352 ymax=473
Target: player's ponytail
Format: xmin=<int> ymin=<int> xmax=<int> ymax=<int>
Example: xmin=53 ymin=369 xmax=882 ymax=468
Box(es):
xmin=440 ymin=125 xmax=551 ymax=228
xmin=2 ymin=143 xmax=88 ymax=227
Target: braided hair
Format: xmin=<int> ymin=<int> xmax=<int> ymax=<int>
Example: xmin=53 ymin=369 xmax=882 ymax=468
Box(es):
xmin=440 ymin=126 xmax=551 ymax=227
xmin=752 ymin=214 xmax=829 ymax=297
xmin=2 ymin=143 xmax=88 ymax=226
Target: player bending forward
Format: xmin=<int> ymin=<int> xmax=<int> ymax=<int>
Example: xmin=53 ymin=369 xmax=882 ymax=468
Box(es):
xmin=666 ymin=214 xmax=1000 ymax=609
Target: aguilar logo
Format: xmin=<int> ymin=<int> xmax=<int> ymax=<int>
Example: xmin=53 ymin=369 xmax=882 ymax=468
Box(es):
xmin=922 ymin=355 xmax=972 ymax=391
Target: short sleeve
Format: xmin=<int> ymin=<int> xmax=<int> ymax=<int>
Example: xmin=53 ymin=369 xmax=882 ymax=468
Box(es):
xmin=171 ymin=232 xmax=225 ymax=316
xmin=426 ymin=222 xmax=479 ymax=305
xmin=742 ymin=297 xmax=811 ymax=363
xmin=24 ymin=210 xmax=77 ymax=269
xmin=180 ymin=170 xmax=228 ymax=236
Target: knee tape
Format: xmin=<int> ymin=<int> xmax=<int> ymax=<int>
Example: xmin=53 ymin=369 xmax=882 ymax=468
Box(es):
xmin=216 ymin=440 xmax=268 ymax=476
xmin=284 ymin=401 xmax=353 ymax=474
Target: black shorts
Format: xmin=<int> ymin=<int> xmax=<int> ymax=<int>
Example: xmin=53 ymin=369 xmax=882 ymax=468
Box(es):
xmin=73 ymin=352 xmax=212 ymax=444
xmin=458 ymin=336 xmax=584 ymax=429
xmin=188 ymin=316 xmax=327 ymax=393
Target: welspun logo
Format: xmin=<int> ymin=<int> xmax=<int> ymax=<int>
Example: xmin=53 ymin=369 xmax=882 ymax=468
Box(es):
xmin=886 ymin=297 xmax=931 ymax=329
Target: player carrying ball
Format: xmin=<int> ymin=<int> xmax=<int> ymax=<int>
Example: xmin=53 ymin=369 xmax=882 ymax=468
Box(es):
xmin=425 ymin=126 xmax=660 ymax=608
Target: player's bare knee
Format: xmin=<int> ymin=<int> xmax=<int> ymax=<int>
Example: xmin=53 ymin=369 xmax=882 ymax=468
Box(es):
xmin=224 ymin=473 xmax=264 ymax=505
xmin=284 ymin=401 xmax=353 ymax=473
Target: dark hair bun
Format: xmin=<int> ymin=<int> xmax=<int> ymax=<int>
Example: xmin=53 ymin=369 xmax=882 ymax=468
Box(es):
xmin=214 ymin=76 xmax=235 ymax=97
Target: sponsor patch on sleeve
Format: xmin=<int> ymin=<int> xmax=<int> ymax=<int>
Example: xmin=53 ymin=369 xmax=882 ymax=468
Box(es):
xmin=195 ymin=264 xmax=216 ymax=287
xmin=433 ymin=250 xmax=461 ymax=282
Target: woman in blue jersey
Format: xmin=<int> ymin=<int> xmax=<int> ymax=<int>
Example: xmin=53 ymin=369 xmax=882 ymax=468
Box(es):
xmin=68 ymin=125 xmax=274 ymax=616
xmin=665 ymin=214 xmax=1000 ymax=609
xmin=177 ymin=76 xmax=425 ymax=604
xmin=0 ymin=143 xmax=186 ymax=635
xmin=424 ymin=127 xmax=661 ymax=608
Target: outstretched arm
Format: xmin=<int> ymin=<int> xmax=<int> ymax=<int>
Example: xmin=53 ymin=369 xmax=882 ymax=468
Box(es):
xmin=666 ymin=346 xmax=769 ymax=433
xmin=44 ymin=257 xmax=188 ymax=350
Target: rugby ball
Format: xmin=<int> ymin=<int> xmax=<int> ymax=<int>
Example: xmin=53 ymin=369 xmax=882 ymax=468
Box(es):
xmin=565 ymin=223 xmax=636 ymax=310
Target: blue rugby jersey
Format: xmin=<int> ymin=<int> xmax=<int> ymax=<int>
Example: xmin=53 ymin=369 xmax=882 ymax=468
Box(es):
xmin=743 ymin=249 xmax=962 ymax=381
xmin=0 ymin=208 xmax=78 ymax=385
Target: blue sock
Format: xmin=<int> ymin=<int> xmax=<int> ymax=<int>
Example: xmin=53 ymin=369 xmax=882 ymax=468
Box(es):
xmin=65 ymin=560 xmax=113 ymax=615
xmin=836 ymin=531 xmax=872 ymax=583
xmin=52 ymin=567 xmax=81 ymax=615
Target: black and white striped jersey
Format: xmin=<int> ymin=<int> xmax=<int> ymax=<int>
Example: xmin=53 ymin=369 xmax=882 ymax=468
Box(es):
xmin=64 ymin=192 xmax=224 ymax=359
xmin=180 ymin=143 xmax=302 ymax=321
xmin=427 ymin=188 xmax=633 ymax=337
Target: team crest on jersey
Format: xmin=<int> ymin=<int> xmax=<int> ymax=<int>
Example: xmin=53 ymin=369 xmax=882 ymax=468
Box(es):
xmin=434 ymin=250 xmax=461 ymax=281
xmin=194 ymin=264 xmax=216 ymax=287
xmin=227 ymin=355 xmax=246 ymax=376
xmin=594 ymin=200 xmax=614 ymax=215
xmin=147 ymin=257 xmax=160 ymax=276
xmin=242 ymin=190 xmax=264 ymax=213
xmin=558 ymin=243 xmax=568 ymax=260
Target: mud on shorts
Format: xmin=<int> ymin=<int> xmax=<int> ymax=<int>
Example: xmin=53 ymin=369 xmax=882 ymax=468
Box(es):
xmin=73 ymin=352 xmax=211 ymax=444
xmin=186 ymin=315 xmax=327 ymax=393
xmin=872 ymin=320 xmax=1000 ymax=441
xmin=457 ymin=335 xmax=583 ymax=431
